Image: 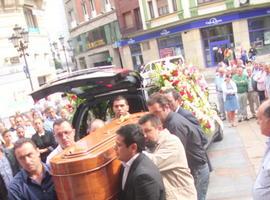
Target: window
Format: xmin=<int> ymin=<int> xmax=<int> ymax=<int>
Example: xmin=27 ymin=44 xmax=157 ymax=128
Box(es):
xmin=123 ymin=12 xmax=133 ymax=29
xmin=157 ymin=0 xmax=169 ymax=16
xmin=23 ymin=7 xmax=38 ymax=29
xmin=157 ymin=34 xmax=184 ymax=58
xmin=89 ymin=0 xmax=95 ymax=11
xmin=38 ymin=76 xmax=46 ymax=86
xmin=148 ymin=1 xmax=154 ymax=18
xmin=68 ymin=9 xmax=76 ymax=28
xmin=79 ymin=57 xmax=87 ymax=69
xmin=248 ymin=16 xmax=270 ymax=55
xmin=88 ymin=27 xmax=106 ymax=49
xmin=134 ymin=8 xmax=142 ymax=29
xmin=130 ymin=44 xmax=143 ymax=70
xmin=82 ymin=2 xmax=88 ymax=16
xmin=173 ymin=0 xmax=177 ymax=11
xmin=197 ymin=0 xmax=219 ymax=4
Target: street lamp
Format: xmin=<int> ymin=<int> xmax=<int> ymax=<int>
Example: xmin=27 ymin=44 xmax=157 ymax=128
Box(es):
xmin=9 ymin=24 xmax=34 ymax=91
xmin=58 ymin=36 xmax=71 ymax=73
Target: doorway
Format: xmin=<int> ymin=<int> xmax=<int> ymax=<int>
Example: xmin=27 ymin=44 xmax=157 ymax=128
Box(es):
xmin=201 ymin=23 xmax=234 ymax=67
xmin=209 ymin=40 xmax=230 ymax=66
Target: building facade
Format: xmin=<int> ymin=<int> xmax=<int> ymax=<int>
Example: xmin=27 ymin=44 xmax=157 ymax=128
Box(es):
xmin=114 ymin=0 xmax=143 ymax=70
xmin=64 ymin=0 xmax=122 ymax=69
xmin=0 ymin=0 xmax=56 ymax=117
xmin=116 ymin=0 xmax=270 ymax=69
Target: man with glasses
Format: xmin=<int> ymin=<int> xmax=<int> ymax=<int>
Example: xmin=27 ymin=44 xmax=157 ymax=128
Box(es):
xmin=46 ymin=119 xmax=75 ymax=167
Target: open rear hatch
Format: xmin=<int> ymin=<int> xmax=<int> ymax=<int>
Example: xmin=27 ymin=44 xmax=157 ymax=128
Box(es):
xmin=30 ymin=67 xmax=143 ymax=101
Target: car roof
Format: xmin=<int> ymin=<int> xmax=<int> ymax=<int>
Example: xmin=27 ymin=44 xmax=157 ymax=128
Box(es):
xmin=31 ymin=66 xmax=143 ymax=101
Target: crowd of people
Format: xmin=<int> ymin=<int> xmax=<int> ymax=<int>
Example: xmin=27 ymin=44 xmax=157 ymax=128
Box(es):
xmin=215 ymin=45 xmax=257 ymax=66
xmin=1 ymin=50 xmax=270 ymax=199
xmin=0 ymin=98 xmax=74 ymax=199
xmin=0 ymin=91 xmax=212 ymax=200
xmin=215 ymin=58 xmax=270 ymax=127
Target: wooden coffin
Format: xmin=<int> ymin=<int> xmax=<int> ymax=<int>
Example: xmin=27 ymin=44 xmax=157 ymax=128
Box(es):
xmin=50 ymin=112 xmax=147 ymax=200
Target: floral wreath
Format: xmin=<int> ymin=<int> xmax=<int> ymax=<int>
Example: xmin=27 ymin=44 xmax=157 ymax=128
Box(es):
xmin=146 ymin=62 xmax=222 ymax=134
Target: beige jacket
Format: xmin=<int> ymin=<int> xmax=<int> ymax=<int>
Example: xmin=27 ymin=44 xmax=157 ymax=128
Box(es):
xmin=145 ymin=129 xmax=197 ymax=200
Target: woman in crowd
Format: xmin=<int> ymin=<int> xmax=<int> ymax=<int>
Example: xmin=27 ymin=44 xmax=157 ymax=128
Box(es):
xmin=222 ymin=74 xmax=239 ymax=127
xmin=264 ymin=64 xmax=270 ymax=99
xmin=254 ymin=63 xmax=266 ymax=103
xmin=2 ymin=130 xmax=14 ymax=150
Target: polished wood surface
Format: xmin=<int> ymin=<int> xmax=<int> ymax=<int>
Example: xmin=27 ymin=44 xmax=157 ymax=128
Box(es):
xmin=50 ymin=112 xmax=147 ymax=200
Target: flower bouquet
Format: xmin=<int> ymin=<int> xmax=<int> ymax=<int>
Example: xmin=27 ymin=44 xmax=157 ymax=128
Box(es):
xmin=145 ymin=61 xmax=221 ymax=134
xmin=65 ymin=94 xmax=86 ymax=118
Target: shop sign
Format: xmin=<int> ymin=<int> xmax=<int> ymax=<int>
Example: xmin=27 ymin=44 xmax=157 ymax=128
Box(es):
xmin=88 ymin=39 xmax=106 ymax=49
xmin=160 ymin=29 xmax=170 ymax=36
xmin=118 ymin=7 xmax=270 ymax=47
xmin=127 ymin=38 xmax=135 ymax=44
xmin=205 ymin=18 xmax=223 ymax=25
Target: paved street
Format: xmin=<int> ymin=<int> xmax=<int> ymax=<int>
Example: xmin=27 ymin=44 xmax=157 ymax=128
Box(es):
xmin=207 ymin=118 xmax=267 ymax=200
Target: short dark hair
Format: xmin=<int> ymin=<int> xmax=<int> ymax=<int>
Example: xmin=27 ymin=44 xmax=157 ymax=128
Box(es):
xmin=53 ymin=118 xmax=71 ymax=129
xmin=147 ymin=92 xmax=170 ymax=108
xmin=163 ymin=88 xmax=180 ymax=100
xmin=263 ymin=101 xmax=270 ymax=118
xmin=138 ymin=113 xmax=162 ymax=128
xmin=14 ymin=138 xmax=37 ymax=153
xmin=33 ymin=117 xmax=44 ymax=123
xmin=116 ymin=124 xmax=145 ymax=153
xmin=113 ymin=95 xmax=128 ymax=105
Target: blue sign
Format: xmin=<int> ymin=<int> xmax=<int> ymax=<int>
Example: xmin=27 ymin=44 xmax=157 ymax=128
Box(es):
xmin=117 ymin=7 xmax=270 ymax=47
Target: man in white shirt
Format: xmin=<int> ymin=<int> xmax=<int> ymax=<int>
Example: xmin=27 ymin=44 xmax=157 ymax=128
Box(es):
xmin=253 ymin=99 xmax=270 ymax=199
xmin=46 ymin=119 xmax=75 ymax=167
xmin=115 ymin=124 xmax=165 ymax=200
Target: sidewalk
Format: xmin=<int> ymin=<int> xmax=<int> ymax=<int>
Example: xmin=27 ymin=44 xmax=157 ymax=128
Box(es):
xmin=207 ymin=119 xmax=266 ymax=200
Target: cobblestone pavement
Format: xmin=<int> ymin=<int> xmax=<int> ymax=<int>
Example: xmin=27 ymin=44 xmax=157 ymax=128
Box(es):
xmin=206 ymin=117 xmax=266 ymax=200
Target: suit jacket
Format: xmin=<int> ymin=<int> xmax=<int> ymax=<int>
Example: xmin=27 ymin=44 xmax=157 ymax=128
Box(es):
xmin=177 ymin=108 xmax=208 ymax=147
xmin=146 ymin=129 xmax=197 ymax=200
xmin=0 ymin=175 xmax=8 ymax=200
xmin=119 ymin=153 xmax=165 ymax=200
xmin=177 ymin=107 xmax=200 ymax=126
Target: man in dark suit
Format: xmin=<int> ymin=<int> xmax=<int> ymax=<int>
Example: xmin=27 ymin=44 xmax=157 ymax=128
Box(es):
xmin=115 ymin=124 xmax=165 ymax=200
xmin=163 ymin=88 xmax=201 ymax=126
xmin=163 ymin=88 xmax=208 ymax=146
xmin=147 ymin=93 xmax=210 ymax=200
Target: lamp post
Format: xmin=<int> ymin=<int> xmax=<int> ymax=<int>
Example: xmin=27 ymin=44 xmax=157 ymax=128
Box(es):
xmin=9 ymin=24 xmax=34 ymax=91
xmin=58 ymin=36 xmax=71 ymax=74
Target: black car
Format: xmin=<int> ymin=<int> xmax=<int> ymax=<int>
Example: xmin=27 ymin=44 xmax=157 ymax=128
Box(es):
xmin=31 ymin=66 xmax=148 ymax=140
xmin=31 ymin=66 xmax=223 ymax=145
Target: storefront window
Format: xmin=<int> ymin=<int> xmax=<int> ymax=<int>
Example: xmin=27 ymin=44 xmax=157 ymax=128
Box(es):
xmin=130 ymin=44 xmax=143 ymax=70
xmin=73 ymin=21 xmax=120 ymax=55
xmin=248 ymin=16 xmax=270 ymax=55
xmin=201 ymin=23 xmax=234 ymax=67
xmin=157 ymin=34 xmax=184 ymax=58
